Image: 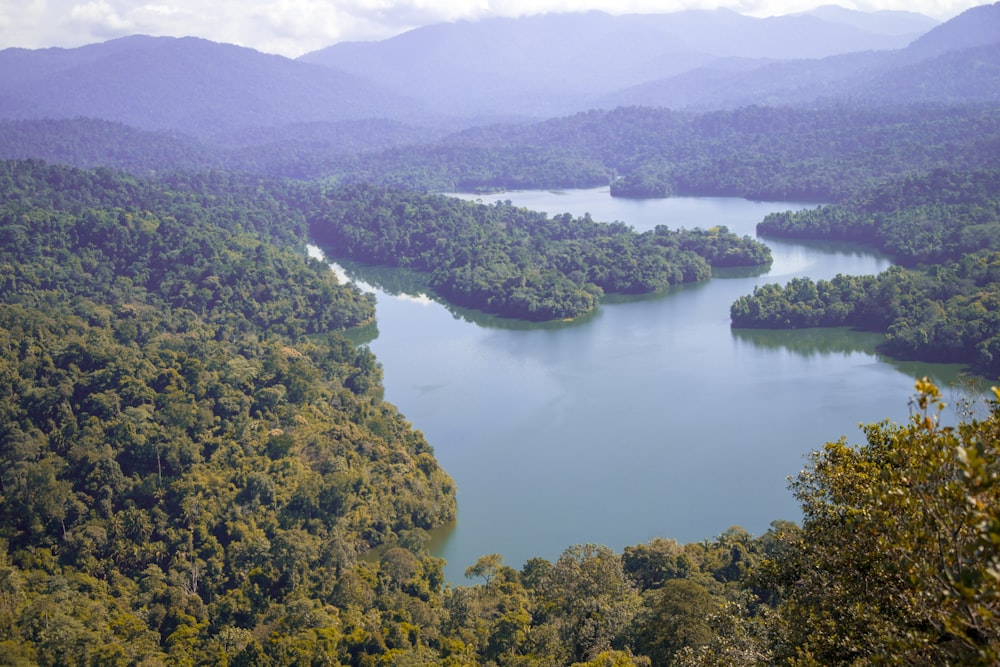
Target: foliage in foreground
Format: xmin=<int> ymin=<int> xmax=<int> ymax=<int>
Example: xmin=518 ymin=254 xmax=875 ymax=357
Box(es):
xmin=4 ymin=372 xmax=997 ymax=665
xmin=750 ymin=380 xmax=1000 ymax=665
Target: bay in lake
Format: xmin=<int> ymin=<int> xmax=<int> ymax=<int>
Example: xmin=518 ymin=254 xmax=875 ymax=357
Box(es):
xmin=313 ymin=187 xmax=981 ymax=583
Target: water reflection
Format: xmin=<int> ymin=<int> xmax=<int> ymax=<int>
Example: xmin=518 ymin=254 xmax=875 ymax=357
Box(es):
xmin=732 ymin=326 xmax=883 ymax=357
xmin=732 ymin=327 xmax=987 ymax=400
xmin=338 ymin=320 xmax=379 ymax=347
xmin=711 ymin=264 xmax=774 ymax=279
xmin=329 ymin=256 xmax=432 ymax=298
xmin=759 ymin=235 xmax=894 ymax=260
xmin=323 ymin=251 xmax=600 ymax=331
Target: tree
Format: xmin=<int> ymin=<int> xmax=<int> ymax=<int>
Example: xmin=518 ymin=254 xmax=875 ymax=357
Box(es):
xmin=622 ymin=538 xmax=690 ymax=591
xmin=464 ymin=553 xmax=504 ymax=591
xmin=542 ymin=544 xmax=642 ymax=663
xmin=770 ymin=378 xmax=1000 ymax=664
xmin=635 ymin=578 xmax=718 ymax=665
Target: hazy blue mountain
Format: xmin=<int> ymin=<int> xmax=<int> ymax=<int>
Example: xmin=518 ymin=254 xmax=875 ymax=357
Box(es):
xmin=300 ymin=8 xmax=930 ymax=117
xmin=0 ymin=35 xmax=420 ymax=135
xmin=795 ymin=5 xmax=938 ymax=36
xmin=0 ymin=4 xmax=988 ymax=133
xmin=852 ymin=42 xmax=1000 ymax=105
xmin=904 ymin=1 xmax=1000 ymax=57
xmin=0 ymin=35 xmax=163 ymax=89
xmin=598 ymin=3 xmax=999 ymax=111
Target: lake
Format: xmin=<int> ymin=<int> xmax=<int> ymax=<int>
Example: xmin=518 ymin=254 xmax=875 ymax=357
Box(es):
xmin=311 ymin=187 xmax=981 ymax=583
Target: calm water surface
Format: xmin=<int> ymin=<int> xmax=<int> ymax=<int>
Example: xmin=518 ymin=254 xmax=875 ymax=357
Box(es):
xmin=313 ymin=187 xmax=980 ymax=582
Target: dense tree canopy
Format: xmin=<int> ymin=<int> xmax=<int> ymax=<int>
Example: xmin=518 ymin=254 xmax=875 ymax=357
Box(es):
xmin=3 ymin=91 xmax=1000 ymax=662
xmin=757 ymin=168 xmax=1000 ymax=265
xmin=750 ymin=380 xmax=1000 ymax=666
xmin=0 ymin=160 xmax=457 ymax=664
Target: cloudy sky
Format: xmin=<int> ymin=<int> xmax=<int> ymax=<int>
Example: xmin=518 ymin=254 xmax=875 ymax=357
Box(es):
xmin=1 ymin=0 xmax=987 ymax=58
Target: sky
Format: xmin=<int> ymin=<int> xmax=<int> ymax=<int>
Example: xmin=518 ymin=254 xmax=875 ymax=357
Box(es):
xmin=0 ymin=0 xmax=989 ymax=58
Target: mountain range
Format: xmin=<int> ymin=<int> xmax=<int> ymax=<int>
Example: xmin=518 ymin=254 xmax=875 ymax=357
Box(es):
xmin=601 ymin=3 xmax=1000 ymax=110
xmin=299 ymin=6 xmax=941 ymax=116
xmin=0 ymin=3 xmax=997 ymax=139
xmin=0 ymin=35 xmax=417 ymax=137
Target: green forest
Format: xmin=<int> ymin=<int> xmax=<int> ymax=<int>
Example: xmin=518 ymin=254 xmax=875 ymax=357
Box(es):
xmin=731 ymin=168 xmax=1000 ymax=375
xmin=7 ymin=0 xmax=1000 ymax=659
xmin=2 ymin=152 xmax=1000 ymax=665
xmin=0 ymin=161 xmax=458 ymax=664
xmin=2 ymin=89 xmax=1000 ymax=665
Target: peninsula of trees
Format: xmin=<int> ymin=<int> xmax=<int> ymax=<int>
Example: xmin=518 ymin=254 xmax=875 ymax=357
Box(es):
xmin=309 ymin=184 xmax=770 ymax=321
xmin=731 ymin=168 xmax=1000 ymax=375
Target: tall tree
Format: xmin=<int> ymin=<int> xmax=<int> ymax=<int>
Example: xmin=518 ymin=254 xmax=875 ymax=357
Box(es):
xmin=769 ymin=379 xmax=1000 ymax=664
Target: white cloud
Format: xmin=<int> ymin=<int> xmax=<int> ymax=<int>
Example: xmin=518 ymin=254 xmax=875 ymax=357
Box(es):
xmin=68 ymin=0 xmax=135 ymax=35
xmin=0 ymin=0 xmax=988 ymax=57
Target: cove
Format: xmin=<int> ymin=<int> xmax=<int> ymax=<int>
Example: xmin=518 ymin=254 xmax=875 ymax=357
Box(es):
xmin=312 ymin=187 xmax=980 ymax=583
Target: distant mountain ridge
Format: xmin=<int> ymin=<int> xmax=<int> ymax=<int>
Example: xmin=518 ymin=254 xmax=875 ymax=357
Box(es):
xmin=299 ymin=7 xmax=941 ymax=117
xmin=906 ymin=2 xmax=1000 ymax=56
xmin=596 ymin=2 xmax=1000 ymax=110
xmin=0 ymin=35 xmax=420 ymax=137
xmin=0 ymin=4 xmax=997 ymax=138
xmin=792 ymin=5 xmax=939 ymax=35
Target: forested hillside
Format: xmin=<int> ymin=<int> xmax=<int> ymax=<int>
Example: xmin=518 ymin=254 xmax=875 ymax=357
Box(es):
xmin=352 ymin=104 xmax=1000 ymax=200
xmin=731 ymin=168 xmax=1000 ymax=374
xmin=5 ymin=104 xmax=999 ymax=201
xmin=0 ymin=161 xmax=457 ymax=663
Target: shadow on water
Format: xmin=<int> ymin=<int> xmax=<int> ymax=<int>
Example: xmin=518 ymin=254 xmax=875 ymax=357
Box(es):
xmin=425 ymin=521 xmax=458 ymax=565
xmin=711 ymin=264 xmax=773 ymax=279
xmin=316 ymin=243 xmax=762 ymax=331
xmin=732 ymin=326 xmax=883 ymax=357
xmin=760 ymin=235 xmax=887 ymax=262
xmin=443 ymin=302 xmax=601 ymax=331
xmin=732 ymin=326 xmax=988 ymax=397
xmin=324 ymin=253 xmax=435 ymax=298
xmin=339 ymin=321 xmax=379 ymax=346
